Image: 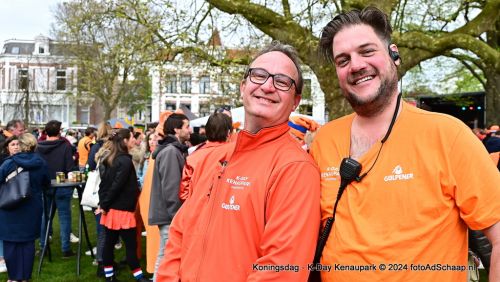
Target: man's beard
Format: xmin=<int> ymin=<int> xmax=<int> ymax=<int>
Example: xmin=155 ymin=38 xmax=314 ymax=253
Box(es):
xmin=343 ymin=68 xmax=398 ymax=117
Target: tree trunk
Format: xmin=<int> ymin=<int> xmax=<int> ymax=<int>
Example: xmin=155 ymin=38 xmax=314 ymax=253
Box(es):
xmin=104 ymin=106 xmax=113 ymax=122
xmin=24 ymin=88 xmax=30 ymax=127
xmin=484 ymin=69 xmax=500 ymax=125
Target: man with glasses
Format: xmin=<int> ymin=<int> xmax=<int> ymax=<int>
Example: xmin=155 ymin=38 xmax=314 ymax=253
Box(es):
xmin=156 ymin=41 xmax=320 ymax=281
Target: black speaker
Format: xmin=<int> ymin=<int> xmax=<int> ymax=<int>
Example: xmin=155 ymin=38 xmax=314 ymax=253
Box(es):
xmin=389 ymin=49 xmax=400 ymax=61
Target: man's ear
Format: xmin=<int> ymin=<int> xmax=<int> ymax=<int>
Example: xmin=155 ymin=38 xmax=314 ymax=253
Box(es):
xmin=389 ymin=44 xmax=401 ymax=66
xmin=240 ymin=79 xmax=246 ymax=98
xmin=293 ymin=94 xmax=302 ymax=111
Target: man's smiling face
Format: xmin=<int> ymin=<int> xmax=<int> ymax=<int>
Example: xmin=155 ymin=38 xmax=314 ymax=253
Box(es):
xmin=240 ymin=51 xmax=301 ymax=131
xmin=332 ymin=24 xmax=398 ymax=117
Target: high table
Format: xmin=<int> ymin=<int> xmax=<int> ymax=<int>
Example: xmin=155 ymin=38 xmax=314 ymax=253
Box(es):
xmin=37 ymin=180 xmax=95 ymax=276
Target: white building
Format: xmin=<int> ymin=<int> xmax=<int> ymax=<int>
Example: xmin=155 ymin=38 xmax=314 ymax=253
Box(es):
xmin=151 ymin=34 xmax=325 ymax=123
xmin=0 ymin=35 xmax=86 ymax=127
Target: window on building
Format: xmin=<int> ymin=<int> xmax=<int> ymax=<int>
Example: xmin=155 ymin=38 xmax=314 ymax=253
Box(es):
xmin=302 ymin=79 xmax=311 ymax=100
xmin=12 ymin=47 xmax=20 ymax=54
xmin=219 ymin=81 xmax=235 ymax=96
xmin=165 ymin=103 xmax=176 ymax=111
xmin=199 ymin=75 xmax=210 ymax=94
xmin=165 ymin=75 xmax=177 ymax=93
xmin=56 ymin=70 xmax=66 ymax=90
xmin=80 ymin=107 xmax=90 ymax=124
xmin=199 ymin=103 xmax=211 ymax=117
xmin=18 ymin=69 xmax=28 ymax=90
xmin=181 ymin=75 xmax=192 ymax=93
xmin=39 ymin=47 xmax=45 ymax=54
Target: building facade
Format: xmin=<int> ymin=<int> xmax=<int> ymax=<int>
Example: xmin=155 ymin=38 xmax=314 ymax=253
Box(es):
xmin=150 ymin=39 xmax=325 ymax=122
xmin=0 ymin=35 xmax=86 ymax=127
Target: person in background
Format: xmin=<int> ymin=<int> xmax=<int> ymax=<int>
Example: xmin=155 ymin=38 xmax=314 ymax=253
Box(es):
xmin=0 ymin=136 xmax=21 ymax=274
xmin=179 ymin=112 xmax=232 ymax=201
xmin=186 ymin=131 xmax=207 ymax=155
xmin=77 ymin=127 xmax=96 ymax=171
xmin=146 ymin=122 xmax=159 ymax=135
xmin=130 ymin=131 xmax=147 ymax=183
xmin=149 ymin=113 xmax=190 ymax=281
xmin=86 ymin=122 xmax=113 ymax=276
xmin=198 ymin=125 xmax=206 ymax=136
xmin=36 ymin=120 xmax=76 ymax=258
xmin=63 ymin=130 xmax=78 ymax=147
xmin=96 ymin=129 xmax=148 ymax=282
xmin=0 ymin=119 xmax=25 ymax=165
xmin=313 ymin=7 xmax=499 ymax=281
xmin=0 ymin=133 xmax=50 ymax=282
xmin=137 ymin=132 xmax=154 ymax=187
xmin=138 ymin=130 xmax=162 ymax=275
xmin=128 ymin=130 xmax=147 ymax=263
xmin=138 ymin=112 xmax=170 ymax=276
xmin=157 ymin=41 xmax=320 ymax=281
xmin=31 ymin=128 xmax=40 ymax=140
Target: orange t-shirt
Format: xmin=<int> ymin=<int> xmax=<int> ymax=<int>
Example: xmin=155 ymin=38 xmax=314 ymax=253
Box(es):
xmin=310 ymin=103 xmax=500 ymax=282
xmin=78 ymin=135 xmax=93 ymax=166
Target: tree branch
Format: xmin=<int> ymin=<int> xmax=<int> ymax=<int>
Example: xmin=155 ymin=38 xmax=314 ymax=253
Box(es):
xmin=282 ymin=0 xmax=292 ymax=19
xmin=453 ymin=0 xmax=500 ymax=37
xmin=395 ymin=32 xmax=499 ymax=73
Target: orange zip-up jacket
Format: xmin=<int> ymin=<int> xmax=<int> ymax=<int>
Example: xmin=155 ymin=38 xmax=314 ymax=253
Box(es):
xmin=157 ymin=123 xmax=321 ymax=281
xmin=179 ymin=141 xmax=227 ymax=201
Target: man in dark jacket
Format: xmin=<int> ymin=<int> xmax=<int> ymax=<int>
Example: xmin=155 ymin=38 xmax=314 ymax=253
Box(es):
xmin=148 ymin=113 xmax=190 ymax=280
xmin=36 ymin=120 xmax=76 ymax=258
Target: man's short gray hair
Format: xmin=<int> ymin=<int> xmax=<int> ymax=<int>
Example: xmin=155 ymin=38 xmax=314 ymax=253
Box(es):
xmin=6 ymin=119 xmax=23 ymax=131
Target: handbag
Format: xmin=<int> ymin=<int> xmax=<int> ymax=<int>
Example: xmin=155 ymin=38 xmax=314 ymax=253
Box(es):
xmin=81 ymin=164 xmax=101 ymax=208
xmin=0 ymin=165 xmax=32 ymax=209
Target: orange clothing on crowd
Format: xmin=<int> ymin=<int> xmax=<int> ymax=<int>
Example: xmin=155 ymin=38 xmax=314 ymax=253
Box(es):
xmin=157 ymin=123 xmax=321 ymax=281
xmin=179 ymin=141 xmax=227 ymax=201
xmin=78 ymin=135 xmax=93 ymax=166
xmin=310 ymin=103 xmax=500 ymax=282
xmin=100 ymin=209 xmax=136 ymax=230
xmin=3 ymin=130 xmax=13 ymax=138
xmin=138 ymin=156 xmax=160 ymax=273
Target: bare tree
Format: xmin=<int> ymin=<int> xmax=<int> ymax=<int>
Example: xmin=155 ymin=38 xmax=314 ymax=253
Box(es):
xmin=52 ymin=0 xmax=158 ymax=121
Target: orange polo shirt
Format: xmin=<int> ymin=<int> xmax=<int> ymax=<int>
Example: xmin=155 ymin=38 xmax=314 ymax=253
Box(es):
xmin=310 ymin=103 xmax=500 ymax=282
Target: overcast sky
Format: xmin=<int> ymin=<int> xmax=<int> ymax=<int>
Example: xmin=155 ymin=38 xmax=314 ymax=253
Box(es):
xmin=0 ymin=0 xmax=62 ymax=48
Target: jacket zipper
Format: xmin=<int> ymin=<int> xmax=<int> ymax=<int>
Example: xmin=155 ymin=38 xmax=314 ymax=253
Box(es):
xmin=206 ymin=161 xmax=227 ymax=201
xmin=196 ymin=160 xmax=229 ymax=281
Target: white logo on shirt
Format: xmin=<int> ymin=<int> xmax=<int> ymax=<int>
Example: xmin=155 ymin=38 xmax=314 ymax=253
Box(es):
xmin=392 ymin=165 xmax=403 ymax=175
xmin=321 ymin=166 xmax=340 ymax=181
xmin=226 ymin=175 xmax=251 ymax=190
xmin=221 ymin=195 xmax=240 ymax=211
xmin=384 ymin=165 xmax=414 ymax=182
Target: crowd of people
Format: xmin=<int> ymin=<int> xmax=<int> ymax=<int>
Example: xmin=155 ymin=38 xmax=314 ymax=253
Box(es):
xmin=0 ymin=6 xmax=498 ymax=282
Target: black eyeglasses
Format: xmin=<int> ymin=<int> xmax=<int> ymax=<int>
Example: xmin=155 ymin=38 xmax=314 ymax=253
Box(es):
xmin=245 ymin=68 xmax=296 ymax=91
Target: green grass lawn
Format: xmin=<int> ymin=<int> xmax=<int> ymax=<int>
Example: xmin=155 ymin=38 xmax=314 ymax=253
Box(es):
xmin=0 ymin=198 xmax=149 ymax=282
xmin=0 ymin=198 xmax=491 ymax=281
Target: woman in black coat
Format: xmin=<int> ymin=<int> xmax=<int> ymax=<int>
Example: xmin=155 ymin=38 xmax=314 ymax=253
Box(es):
xmin=0 ymin=133 xmax=50 ymax=281
xmin=96 ymin=128 xmax=147 ymax=282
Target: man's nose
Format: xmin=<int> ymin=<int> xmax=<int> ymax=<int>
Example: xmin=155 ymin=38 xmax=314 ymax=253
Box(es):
xmin=349 ymin=54 xmax=367 ymax=73
xmin=260 ymin=76 xmax=277 ymax=93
